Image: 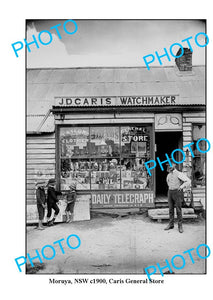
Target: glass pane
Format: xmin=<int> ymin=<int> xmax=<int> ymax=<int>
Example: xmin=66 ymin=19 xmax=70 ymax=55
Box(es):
xmin=60 ymin=127 xmax=90 ymax=158
xmin=192 ymin=125 xmax=205 ymax=141
xmin=193 ymin=139 xmax=208 ymax=156
xmin=90 ymin=127 xmax=119 ymax=157
xmin=121 ymin=126 xmax=151 ymax=157
xmin=60 ymin=158 xmax=90 ymax=190
xmin=192 ymin=124 xmax=206 ymax=187
xmin=192 ymin=156 xmax=205 ymax=187
xmin=121 ymin=158 xmax=151 ymax=189
xmin=91 ymin=158 xmax=120 ymax=189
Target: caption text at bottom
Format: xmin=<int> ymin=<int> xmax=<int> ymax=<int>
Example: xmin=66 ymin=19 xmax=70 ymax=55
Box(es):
xmin=49 ymin=278 xmax=164 ymax=285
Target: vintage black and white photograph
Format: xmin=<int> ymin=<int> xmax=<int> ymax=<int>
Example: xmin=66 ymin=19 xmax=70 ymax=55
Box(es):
xmin=26 ymin=19 xmax=207 ymax=276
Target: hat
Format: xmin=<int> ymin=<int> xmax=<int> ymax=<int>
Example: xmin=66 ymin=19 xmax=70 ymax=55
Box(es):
xmin=48 ymin=178 xmax=56 ymax=185
xmin=36 ymin=181 xmax=46 ymax=186
xmin=69 ymin=182 xmax=77 ymax=190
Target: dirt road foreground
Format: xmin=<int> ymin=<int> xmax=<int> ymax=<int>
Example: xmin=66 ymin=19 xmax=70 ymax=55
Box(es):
xmin=26 ymin=214 xmax=205 ymax=275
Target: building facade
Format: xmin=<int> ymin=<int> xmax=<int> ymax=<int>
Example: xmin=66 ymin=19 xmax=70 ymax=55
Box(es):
xmin=27 ymin=52 xmax=206 ymax=223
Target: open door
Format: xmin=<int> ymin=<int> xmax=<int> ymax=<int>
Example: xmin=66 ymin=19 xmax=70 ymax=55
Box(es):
xmin=155 ymin=132 xmax=182 ymax=196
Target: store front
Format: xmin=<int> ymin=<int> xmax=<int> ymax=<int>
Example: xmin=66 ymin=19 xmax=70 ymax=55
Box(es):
xmin=26 ymin=58 xmax=206 ymax=222
xmin=51 ymin=98 xmax=205 ymax=212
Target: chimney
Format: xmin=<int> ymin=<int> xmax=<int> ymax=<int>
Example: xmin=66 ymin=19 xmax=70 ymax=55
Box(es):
xmin=175 ymin=48 xmax=192 ymax=71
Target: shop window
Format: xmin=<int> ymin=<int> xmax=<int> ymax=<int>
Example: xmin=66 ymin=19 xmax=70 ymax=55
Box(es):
xmin=192 ymin=124 xmax=206 ymax=187
xmin=60 ymin=127 xmax=90 ymax=157
xmin=120 ymin=126 xmax=151 ymax=190
xmin=59 ymin=125 xmax=152 ymax=190
xmin=90 ymin=127 xmax=120 ymax=158
xmin=90 ymin=158 xmax=121 ymax=190
xmin=60 ymin=158 xmax=90 ymax=190
xmin=121 ymin=158 xmax=150 ymax=190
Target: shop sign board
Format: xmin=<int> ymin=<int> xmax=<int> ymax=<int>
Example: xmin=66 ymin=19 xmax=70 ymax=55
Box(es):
xmin=73 ymin=194 xmax=90 ymax=221
xmin=55 ymin=95 xmax=179 ymax=107
xmin=91 ymin=191 xmax=155 ymax=208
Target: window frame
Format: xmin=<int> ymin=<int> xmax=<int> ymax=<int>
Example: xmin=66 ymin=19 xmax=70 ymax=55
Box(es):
xmin=56 ymin=123 xmax=154 ymax=192
xmin=192 ymin=123 xmax=206 ymax=188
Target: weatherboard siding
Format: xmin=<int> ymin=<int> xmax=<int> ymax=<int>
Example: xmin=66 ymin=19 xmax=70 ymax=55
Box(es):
xmin=26 ymin=134 xmax=56 ymax=205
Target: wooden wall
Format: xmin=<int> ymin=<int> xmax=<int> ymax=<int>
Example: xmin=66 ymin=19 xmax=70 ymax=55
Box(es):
xmin=182 ymin=111 xmax=206 ymax=210
xmin=27 ymin=133 xmax=56 ymax=206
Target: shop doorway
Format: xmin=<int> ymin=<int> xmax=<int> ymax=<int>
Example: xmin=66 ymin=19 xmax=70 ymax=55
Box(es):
xmin=155 ymin=132 xmax=182 ymax=196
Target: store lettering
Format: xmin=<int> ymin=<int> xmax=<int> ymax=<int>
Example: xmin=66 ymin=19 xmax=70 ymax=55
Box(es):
xmin=58 ymin=97 xmax=112 ymax=106
xmin=55 ymin=95 xmax=178 ymax=107
xmin=132 ymin=135 xmax=148 ymax=142
xmin=119 ymin=96 xmax=176 ymax=105
xmin=92 ymin=194 xmax=111 ymax=204
xmin=92 ymin=193 xmax=154 ymax=205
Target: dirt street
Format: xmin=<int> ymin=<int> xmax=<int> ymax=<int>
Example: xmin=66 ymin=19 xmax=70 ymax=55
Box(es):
xmin=26 ymin=214 xmax=206 ymax=275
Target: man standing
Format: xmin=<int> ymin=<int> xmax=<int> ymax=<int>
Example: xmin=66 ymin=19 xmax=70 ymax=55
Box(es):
xmin=46 ymin=178 xmax=62 ymax=226
xmin=164 ymin=161 xmax=191 ymax=233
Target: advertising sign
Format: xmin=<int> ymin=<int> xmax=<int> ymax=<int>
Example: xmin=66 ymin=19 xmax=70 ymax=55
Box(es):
xmin=91 ymin=191 xmax=155 ymax=208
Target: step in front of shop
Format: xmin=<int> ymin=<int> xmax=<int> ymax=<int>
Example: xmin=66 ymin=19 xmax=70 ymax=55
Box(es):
xmin=148 ymin=208 xmax=197 ymax=222
xmin=155 ymin=198 xmax=169 ymax=208
xmin=91 ymin=208 xmax=140 ymax=218
xmin=155 ymin=198 xmax=203 ymax=210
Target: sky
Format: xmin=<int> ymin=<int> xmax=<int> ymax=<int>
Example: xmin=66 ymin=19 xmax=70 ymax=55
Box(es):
xmin=26 ymin=19 xmax=206 ymax=68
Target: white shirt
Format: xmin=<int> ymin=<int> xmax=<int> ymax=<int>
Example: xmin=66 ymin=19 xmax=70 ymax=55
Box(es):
xmin=166 ymin=169 xmax=191 ymax=190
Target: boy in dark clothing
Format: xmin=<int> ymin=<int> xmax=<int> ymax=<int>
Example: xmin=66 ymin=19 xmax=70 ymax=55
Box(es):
xmin=36 ymin=181 xmax=46 ymax=230
xmin=65 ymin=182 xmax=77 ymax=223
xmin=46 ymin=178 xmax=62 ymax=226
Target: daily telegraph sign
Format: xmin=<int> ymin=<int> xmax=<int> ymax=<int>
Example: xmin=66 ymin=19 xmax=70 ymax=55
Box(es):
xmin=55 ymin=95 xmax=178 ymax=107
xmin=91 ymin=191 xmax=155 ymax=208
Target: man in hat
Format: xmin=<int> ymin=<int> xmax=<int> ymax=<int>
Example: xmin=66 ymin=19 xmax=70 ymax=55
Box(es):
xmin=46 ymin=178 xmax=62 ymax=226
xmin=36 ymin=181 xmax=46 ymax=230
xmin=164 ymin=161 xmax=191 ymax=233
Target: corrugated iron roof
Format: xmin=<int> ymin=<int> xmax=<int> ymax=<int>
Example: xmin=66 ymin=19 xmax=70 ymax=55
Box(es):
xmin=27 ymin=66 xmax=205 ymax=132
xmin=27 ymin=66 xmax=205 ymax=83
xmin=27 ymin=66 xmax=205 ymax=101
xmin=27 ymin=114 xmax=54 ymax=133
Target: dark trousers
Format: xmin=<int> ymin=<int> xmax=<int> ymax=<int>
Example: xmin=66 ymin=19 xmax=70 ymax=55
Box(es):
xmin=47 ymin=201 xmax=60 ymax=218
xmin=65 ymin=202 xmax=75 ymax=213
xmin=37 ymin=204 xmax=45 ymax=220
xmin=168 ymin=189 xmax=183 ymax=227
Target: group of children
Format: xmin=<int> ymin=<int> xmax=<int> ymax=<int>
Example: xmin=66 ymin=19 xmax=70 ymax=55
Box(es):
xmin=36 ymin=178 xmax=77 ymax=230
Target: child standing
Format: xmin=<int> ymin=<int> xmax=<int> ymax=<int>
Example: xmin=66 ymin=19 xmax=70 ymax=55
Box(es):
xmin=46 ymin=178 xmax=62 ymax=226
xmin=36 ymin=181 xmax=46 ymax=230
xmin=65 ymin=182 xmax=77 ymax=223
